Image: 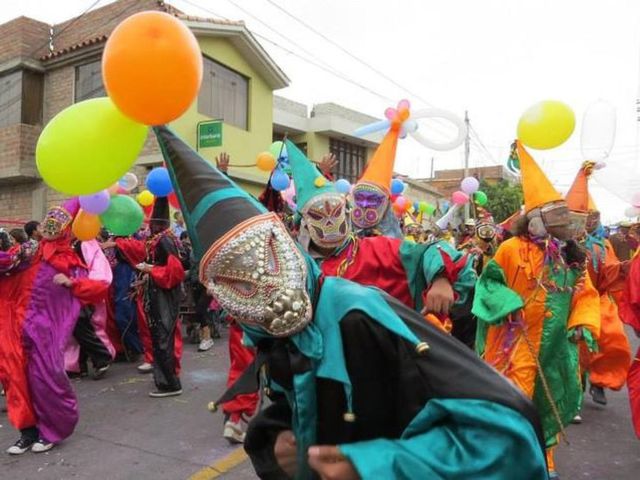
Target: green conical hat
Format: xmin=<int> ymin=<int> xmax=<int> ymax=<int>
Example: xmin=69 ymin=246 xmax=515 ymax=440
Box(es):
xmin=285 ymin=140 xmax=337 ymax=211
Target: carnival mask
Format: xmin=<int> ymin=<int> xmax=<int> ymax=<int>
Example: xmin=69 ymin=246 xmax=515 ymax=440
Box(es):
xmin=200 ymin=213 xmax=312 ymax=337
xmin=351 ymin=183 xmax=389 ymax=230
xmin=586 ymin=211 xmax=601 ymax=234
xmin=41 ymin=206 xmax=74 ymax=240
xmin=528 ymin=201 xmax=571 ymax=241
xmin=568 ymin=211 xmax=588 ymax=240
xmin=301 ymin=193 xmax=350 ymax=250
xmin=475 ymin=222 xmax=496 ymax=242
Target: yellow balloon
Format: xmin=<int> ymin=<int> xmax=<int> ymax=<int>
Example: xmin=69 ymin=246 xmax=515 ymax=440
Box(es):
xmin=517 ymin=100 xmax=575 ymax=150
xmin=137 ymin=189 xmax=155 ymax=207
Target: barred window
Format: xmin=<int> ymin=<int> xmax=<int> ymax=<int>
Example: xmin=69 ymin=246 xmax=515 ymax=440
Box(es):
xmin=199 ymin=56 xmax=248 ymax=130
xmin=75 ymin=60 xmax=105 ymax=102
xmin=330 ymin=138 xmax=366 ymax=183
xmin=0 ymin=70 xmax=44 ymax=128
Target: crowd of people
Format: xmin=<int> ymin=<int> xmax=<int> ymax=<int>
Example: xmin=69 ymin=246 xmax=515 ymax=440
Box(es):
xmin=1 ymin=122 xmax=639 ymax=480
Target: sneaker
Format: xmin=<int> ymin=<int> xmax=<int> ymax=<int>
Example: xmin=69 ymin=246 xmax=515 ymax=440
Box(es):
xmin=148 ymin=389 xmax=182 ymax=398
xmin=198 ymin=338 xmax=214 ymax=352
xmin=6 ymin=436 xmax=36 ymax=455
xmin=571 ymin=414 xmax=582 ymax=424
xmin=31 ymin=440 xmax=54 ymax=453
xmin=137 ymin=362 xmax=153 ymax=374
xmin=93 ymin=364 xmax=110 ymax=380
xmin=223 ymin=418 xmax=247 ymax=444
xmin=590 ymin=385 xmax=607 ymax=405
xmin=549 ymin=471 xmax=560 ymax=479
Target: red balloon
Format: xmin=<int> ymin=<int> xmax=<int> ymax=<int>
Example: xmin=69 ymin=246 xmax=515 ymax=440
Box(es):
xmin=168 ymin=192 xmax=180 ymax=209
xmin=143 ymin=202 xmax=154 ymax=219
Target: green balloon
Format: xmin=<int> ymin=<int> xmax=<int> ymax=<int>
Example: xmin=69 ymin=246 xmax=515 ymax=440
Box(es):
xmin=474 ymin=191 xmax=488 ymax=206
xmin=425 ymin=204 xmax=436 ymax=216
xmin=36 ymin=97 xmax=148 ymax=195
xmin=269 ymin=141 xmax=286 ymax=159
xmin=100 ymin=195 xmax=144 ymax=236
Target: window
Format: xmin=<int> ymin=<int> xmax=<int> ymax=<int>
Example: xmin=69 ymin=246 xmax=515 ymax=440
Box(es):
xmin=0 ymin=70 xmax=44 ymax=128
xmin=330 ymin=138 xmax=367 ymax=183
xmin=0 ymin=71 xmax=22 ymax=128
xmin=199 ymin=57 xmax=248 ymax=130
xmin=75 ymin=60 xmax=105 ymax=102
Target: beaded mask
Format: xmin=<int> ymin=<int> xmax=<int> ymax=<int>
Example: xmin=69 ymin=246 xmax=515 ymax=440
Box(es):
xmin=300 ymin=193 xmax=350 ymax=250
xmin=200 ymin=213 xmax=312 ymax=337
xmin=351 ymin=182 xmax=389 ymax=230
xmin=41 ymin=206 xmax=73 ymax=240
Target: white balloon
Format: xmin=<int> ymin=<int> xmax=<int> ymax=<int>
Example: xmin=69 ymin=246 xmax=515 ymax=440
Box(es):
xmin=410 ymin=108 xmax=467 ymax=151
xmin=624 ymin=205 xmax=640 ymax=218
xmin=581 ymin=100 xmax=616 ymax=162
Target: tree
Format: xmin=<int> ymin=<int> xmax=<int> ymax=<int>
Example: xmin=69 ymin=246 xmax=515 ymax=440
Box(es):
xmin=478 ymin=179 xmax=523 ymax=223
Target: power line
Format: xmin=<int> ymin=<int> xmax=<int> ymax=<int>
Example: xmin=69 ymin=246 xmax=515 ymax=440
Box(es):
xmin=262 ymin=0 xmax=440 ymax=110
xmin=27 ymin=0 xmax=104 ymax=58
xmin=177 ymin=0 xmax=394 ymax=102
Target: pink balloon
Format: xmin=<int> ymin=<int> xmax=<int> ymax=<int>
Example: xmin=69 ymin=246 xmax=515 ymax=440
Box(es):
xmin=394 ymin=196 xmax=407 ymax=209
xmin=460 ymin=176 xmax=480 ymax=195
xmin=385 ymin=108 xmax=396 ymax=120
xmin=397 ymin=99 xmax=411 ymax=110
xmin=452 ymin=191 xmax=469 ymax=206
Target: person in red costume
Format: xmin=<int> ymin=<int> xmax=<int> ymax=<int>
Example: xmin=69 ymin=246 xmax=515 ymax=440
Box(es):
xmin=134 ymin=197 xmax=185 ymax=397
xmin=287 ymin=140 xmax=476 ymax=330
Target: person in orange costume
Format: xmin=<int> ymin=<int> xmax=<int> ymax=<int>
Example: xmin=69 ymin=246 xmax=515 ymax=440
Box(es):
xmin=565 ymin=162 xmax=631 ymax=408
xmin=472 ymin=142 xmax=600 ymax=479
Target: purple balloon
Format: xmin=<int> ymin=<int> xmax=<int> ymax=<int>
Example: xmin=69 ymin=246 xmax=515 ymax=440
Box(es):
xmin=79 ymin=190 xmax=111 ymax=215
xmin=460 ymin=176 xmax=480 ymax=195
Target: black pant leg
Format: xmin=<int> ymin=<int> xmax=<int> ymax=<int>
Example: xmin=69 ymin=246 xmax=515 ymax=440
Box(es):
xmin=73 ymin=307 xmax=112 ymax=369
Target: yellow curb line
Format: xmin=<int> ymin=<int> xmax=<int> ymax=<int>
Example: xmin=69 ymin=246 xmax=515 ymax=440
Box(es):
xmin=188 ymin=447 xmax=249 ymax=480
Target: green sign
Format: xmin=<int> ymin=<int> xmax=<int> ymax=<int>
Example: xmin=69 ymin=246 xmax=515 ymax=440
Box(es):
xmin=198 ymin=120 xmax=222 ymax=149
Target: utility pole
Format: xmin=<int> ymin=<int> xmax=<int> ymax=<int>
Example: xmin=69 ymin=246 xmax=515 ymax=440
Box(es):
xmin=430 ymin=156 xmax=434 ymax=178
xmin=464 ymin=110 xmax=470 ymax=220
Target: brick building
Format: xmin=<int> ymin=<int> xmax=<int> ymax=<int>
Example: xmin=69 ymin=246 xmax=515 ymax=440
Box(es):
xmin=417 ymin=165 xmax=518 ymax=199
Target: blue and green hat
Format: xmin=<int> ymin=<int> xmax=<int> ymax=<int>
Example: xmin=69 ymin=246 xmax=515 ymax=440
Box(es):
xmin=285 ymin=140 xmax=337 ymax=212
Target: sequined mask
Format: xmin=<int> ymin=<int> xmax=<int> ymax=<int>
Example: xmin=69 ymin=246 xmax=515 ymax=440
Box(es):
xmin=351 ymin=182 xmax=389 ymax=230
xmin=41 ymin=206 xmax=73 ymax=240
xmin=475 ymin=222 xmax=496 ymax=242
xmin=301 ymin=193 xmax=350 ymax=250
xmin=200 ymin=213 xmax=312 ymax=337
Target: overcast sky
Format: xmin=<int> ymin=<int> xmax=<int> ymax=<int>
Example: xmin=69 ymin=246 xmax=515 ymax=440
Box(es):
xmin=3 ymin=0 xmax=640 ymax=223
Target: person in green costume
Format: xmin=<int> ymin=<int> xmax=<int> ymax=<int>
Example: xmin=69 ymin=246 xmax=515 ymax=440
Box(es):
xmin=155 ymin=125 xmax=547 ymax=480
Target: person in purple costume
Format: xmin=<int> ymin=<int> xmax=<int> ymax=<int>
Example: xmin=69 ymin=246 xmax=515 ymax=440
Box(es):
xmin=0 ymin=199 xmax=108 ymax=455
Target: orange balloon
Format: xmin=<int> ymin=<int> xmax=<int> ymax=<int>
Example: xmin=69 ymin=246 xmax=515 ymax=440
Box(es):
xmin=256 ymin=152 xmax=277 ymax=172
xmin=102 ymin=11 xmax=203 ymax=126
xmin=72 ymin=210 xmax=102 ymax=241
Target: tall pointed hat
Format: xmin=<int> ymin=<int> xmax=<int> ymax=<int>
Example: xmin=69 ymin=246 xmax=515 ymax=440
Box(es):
xmin=286 ymin=140 xmax=337 ymax=210
xmin=516 ymin=140 xmax=562 ymax=212
xmin=153 ymin=126 xmax=266 ymax=261
xmin=566 ymin=161 xmax=596 ymax=213
xmin=150 ymin=196 xmax=170 ymax=224
xmin=588 ymin=193 xmax=598 ymax=212
xmin=357 ymin=124 xmax=401 ymax=193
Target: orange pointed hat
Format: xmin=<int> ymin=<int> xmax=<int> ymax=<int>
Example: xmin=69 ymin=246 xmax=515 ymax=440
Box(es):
xmin=566 ymin=161 xmax=596 ymax=213
xmin=357 ymin=121 xmax=402 ymax=194
xmin=516 ymin=140 xmax=562 ymax=212
xmin=588 ymin=193 xmax=598 ymax=212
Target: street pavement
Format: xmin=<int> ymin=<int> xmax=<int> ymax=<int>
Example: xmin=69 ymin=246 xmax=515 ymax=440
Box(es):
xmin=1 ymin=326 xmax=639 ymax=479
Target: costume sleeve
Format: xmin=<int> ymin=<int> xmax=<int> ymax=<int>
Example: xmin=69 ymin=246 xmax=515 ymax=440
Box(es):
xmin=115 ymin=237 xmax=147 ymax=266
xmin=597 ymin=241 xmax=625 ymax=293
xmin=472 ymin=258 xmax=524 ymax=324
xmin=337 ymin=310 xmax=546 ymax=480
xmin=619 ymin=253 xmax=640 ymax=331
xmin=421 ymin=241 xmax=476 ymax=305
xmin=244 ymin=393 xmax=293 ymax=480
xmin=149 ymin=237 xmax=185 ymax=289
xmin=339 ymin=398 xmax=546 ymax=480
xmin=567 ymin=270 xmax=601 ymax=340
xmin=70 ymin=278 xmax=110 ymax=305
